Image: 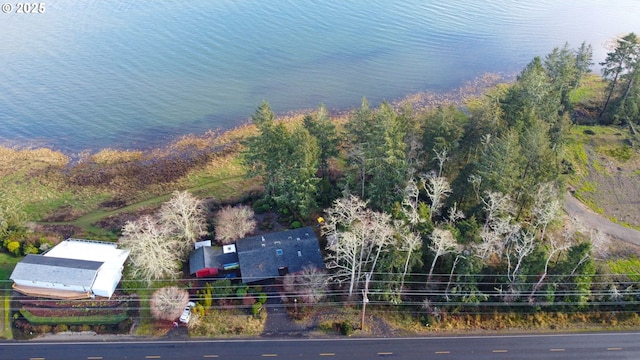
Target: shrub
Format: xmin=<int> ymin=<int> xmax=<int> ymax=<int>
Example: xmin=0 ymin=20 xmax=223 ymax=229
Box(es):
xmin=117 ymin=319 xmax=133 ymax=333
xmin=194 ymin=303 xmax=205 ymax=317
xmin=236 ymin=286 xmax=248 ymax=298
xmin=339 ymin=320 xmax=354 ymax=336
xmin=252 ymin=199 xmax=270 ymax=214
xmin=258 ymin=293 xmax=267 ymax=304
xmin=38 ymin=238 xmax=55 ymax=252
xmin=251 ymin=302 xmax=262 ymax=316
xmin=38 ymin=324 xmax=52 ymax=334
xmin=7 ymin=241 xmax=21 ymax=256
xmin=23 ymin=244 xmax=39 ymax=255
xmin=290 ymin=221 xmax=302 ymax=229
xmin=52 ymin=324 xmax=68 ymax=334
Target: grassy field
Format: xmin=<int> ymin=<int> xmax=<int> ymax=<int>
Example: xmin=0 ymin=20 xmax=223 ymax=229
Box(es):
xmin=0 ymin=125 xmax=259 ymax=243
xmin=0 ymin=253 xmax=20 ymax=339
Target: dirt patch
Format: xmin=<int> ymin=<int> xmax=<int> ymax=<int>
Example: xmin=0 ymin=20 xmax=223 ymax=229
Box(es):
xmin=99 ymin=198 xmax=128 ymax=210
xmin=41 ymin=205 xmax=85 ymax=222
xmin=33 ymin=224 xmax=83 ymax=240
xmin=93 ymin=208 xmax=156 ymax=233
xmin=576 ymin=147 xmax=640 ymax=228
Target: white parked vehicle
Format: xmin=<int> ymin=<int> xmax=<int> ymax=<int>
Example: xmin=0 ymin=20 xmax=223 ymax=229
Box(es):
xmin=179 ymin=301 xmax=196 ymax=324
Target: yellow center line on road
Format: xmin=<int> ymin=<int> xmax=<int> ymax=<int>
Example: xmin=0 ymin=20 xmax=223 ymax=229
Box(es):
xmin=550 ymin=349 xmax=565 ymax=352
xmin=30 ymin=358 xmax=45 ymax=360
xmin=203 ymin=356 xmax=219 ymax=358
xmin=435 ymin=351 xmax=451 ymax=354
xmin=492 ymin=349 xmax=508 ymax=353
xmin=262 ymin=354 xmax=278 ymax=357
xmin=377 ymin=352 xmax=393 ymax=356
xmin=607 ymin=347 xmax=623 ymax=351
xmin=145 ymin=356 xmax=161 ymax=359
xmin=319 ymin=353 xmax=335 ymax=356
xmin=88 ymin=357 xmax=104 ymax=360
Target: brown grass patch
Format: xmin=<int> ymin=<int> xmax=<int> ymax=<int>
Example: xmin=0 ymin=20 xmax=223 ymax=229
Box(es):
xmin=0 ymin=146 xmax=69 ymax=174
xmin=189 ymin=309 xmax=266 ymax=337
xmin=91 ymin=149 xmax=144 ymax=165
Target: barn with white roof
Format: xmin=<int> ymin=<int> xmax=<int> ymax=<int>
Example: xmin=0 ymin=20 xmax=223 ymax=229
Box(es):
xmin=10 ymin=239 xmax=130 ymax=299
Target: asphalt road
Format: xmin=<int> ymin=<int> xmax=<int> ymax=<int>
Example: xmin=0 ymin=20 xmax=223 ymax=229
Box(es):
xmin=2 ymin=332 xmax=640 ymax=360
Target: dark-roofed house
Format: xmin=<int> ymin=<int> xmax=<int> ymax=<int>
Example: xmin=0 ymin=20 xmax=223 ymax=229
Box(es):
xmin=189 ymin=244 xmax=239 ymax=278
xmin=235 ymin=227 xmax=325 ymax=283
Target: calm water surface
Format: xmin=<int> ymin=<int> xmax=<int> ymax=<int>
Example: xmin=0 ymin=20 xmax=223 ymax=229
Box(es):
xmin=1 ymin=0 xmax=639 ymax=153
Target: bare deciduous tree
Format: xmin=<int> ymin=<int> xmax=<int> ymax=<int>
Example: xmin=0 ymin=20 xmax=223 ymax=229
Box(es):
xmin=475 ymin=191 xmax=517 ymax=261
xmin=282 ymin=265 xmax=329 ymax=304
xmin=503 ymin=230 xmax=534 ymax=301
xmin=322 ymin=194 xmax=394 ymax=296
xmin=401 ymin=177 xmax=422 ymax=228
xmin=531 ymin=182 xmax=560 ymax=241
xmin=433 ymin=148 xmax=449 ymax=177
xmin=214 ymin=205 xmax=257 ymax=244
xmin=159 ymin=191 xmax=208 ymax=257
xmin=529 ymin=217 xmax=575 ymax=301
xmin=446 ymin=202 xmax=465 ymax=225
xmin=506 ymin=230 xmax=535 ymax=285
xmin=150 ymin=286 xmax=189 ymax=321
xmin=427 ymin=228 xmax=457 ymax=282
xmin=422 ymin=173 xmax=452 ymax=221
xmin=119 ymin=215 xmax=182 ymax=284
xmin=467 ymin=174 xmax=482 ymax=201
xmin=363 ymin=209 xmax=395 ymax=280
xmin=120 ymin=192 xmax=209 ymax=284
xmin=395 ymin=222 xmax=423 ymax=291
xmin=590 ymin=229 xmax=611 ymax=259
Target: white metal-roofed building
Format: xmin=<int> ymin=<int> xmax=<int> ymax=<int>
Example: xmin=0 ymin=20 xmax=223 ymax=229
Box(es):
xmin=10 ymin=239 xmax=130 ymax=299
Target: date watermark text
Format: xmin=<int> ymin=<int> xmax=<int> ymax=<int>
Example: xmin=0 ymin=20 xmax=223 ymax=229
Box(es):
xmin=2 ymin=3 xmax=45 ymax=14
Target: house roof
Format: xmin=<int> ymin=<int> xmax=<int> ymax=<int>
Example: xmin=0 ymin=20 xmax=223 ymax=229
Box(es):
xmin=44 ymin=238 xmax=130 ymax=267
xmin=10 ymin=238 xmax=130 ymax=299
xmin=235 ymin=227 xmax=325 ymax=283
xmin=189 ymin=246 xmax=239 ymax=275
xmin=10 ymin=254 xmax=102 ymax=288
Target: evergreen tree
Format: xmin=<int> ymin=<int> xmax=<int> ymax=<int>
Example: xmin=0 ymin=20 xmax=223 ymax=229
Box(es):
xmin=242 ymin=101 xmax=320 ymax=216
xmin=302 ymin=104 xmax=339 ymax=178
xmin=344 ymin=101 xmax=409 ymax=210
xmin=475 ymin=129 xmax=522 ymax=197
xmin=502 ymin=57 xmax=559 ymax=130
xmin=422 ymin=105 xmax=466 ymax=158
xmin=544 ymin=43 xmax=578 ymax=113
xmin=600 ymin=33 xmax=640 ymax=123
xmin=574 ymin=41 xmax=594 ymax=86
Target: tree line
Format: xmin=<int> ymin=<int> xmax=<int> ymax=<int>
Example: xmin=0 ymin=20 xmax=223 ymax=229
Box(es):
xmin=240 ymin=36 xmax=640 ymax=313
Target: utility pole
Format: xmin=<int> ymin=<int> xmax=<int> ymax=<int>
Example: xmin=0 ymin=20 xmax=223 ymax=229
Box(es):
xmin=361 ymin=273 xmax=371 ymax=331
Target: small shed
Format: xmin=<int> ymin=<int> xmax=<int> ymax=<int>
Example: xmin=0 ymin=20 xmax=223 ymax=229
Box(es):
xmin=189 ymin=245 xmax=239 ymax=278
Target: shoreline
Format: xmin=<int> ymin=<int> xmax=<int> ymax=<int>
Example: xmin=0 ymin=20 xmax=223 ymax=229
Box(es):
xmin=0 ymin=72 xmax=513 ymax=157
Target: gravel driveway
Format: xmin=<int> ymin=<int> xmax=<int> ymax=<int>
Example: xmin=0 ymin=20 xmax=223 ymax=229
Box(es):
xmin=564 ymin=192 xmax=640 ymax=245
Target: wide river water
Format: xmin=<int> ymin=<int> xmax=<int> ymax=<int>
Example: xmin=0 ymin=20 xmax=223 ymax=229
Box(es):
xmin=1 ymin=0 xmax=639 ymax=153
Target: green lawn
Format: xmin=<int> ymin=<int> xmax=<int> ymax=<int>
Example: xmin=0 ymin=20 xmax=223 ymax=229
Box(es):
xmin=0 ymin=252 xmax=20 ymax=339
